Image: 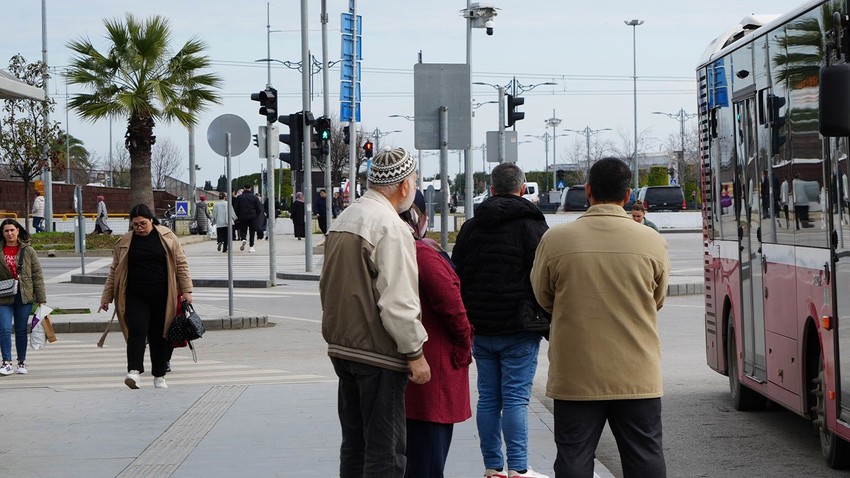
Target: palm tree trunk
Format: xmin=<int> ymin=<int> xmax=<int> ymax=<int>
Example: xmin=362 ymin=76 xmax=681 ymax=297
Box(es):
xmin=126 ymin=113 xmax=156 ymax=211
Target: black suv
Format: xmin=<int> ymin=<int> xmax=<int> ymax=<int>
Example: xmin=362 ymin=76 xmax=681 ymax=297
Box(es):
xmin=638 ymin=185 xmax=686 ymax=211
xmin=560 ymin=185 xmax=589 ymax=211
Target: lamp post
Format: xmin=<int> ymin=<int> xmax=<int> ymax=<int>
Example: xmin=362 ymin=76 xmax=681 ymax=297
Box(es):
xmin=389 ymin=114 xmax=423 ymax=189
xmin=652 ymin=108 xmax=696 ymax=183
xmin=525 ymin=132 xmax=550 ymax=191
xmin=564 ymin=126 xmax=612 ymax=180
xmin=369 ymin=128 xmax=401 ymax=153
xmin=545 ymin=111 xmax=562 ymax=192
xmin=625 ymin=19 xmax=644 ymax=190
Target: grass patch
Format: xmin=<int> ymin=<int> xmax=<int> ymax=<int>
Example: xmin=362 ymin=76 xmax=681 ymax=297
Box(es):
xmin=50 ymin=308 xmax=91 ymax=315
xmin=424 ymin=230 xmax=459 ymax=244
xmin=29 ymin=232 xmax=121 ymax=251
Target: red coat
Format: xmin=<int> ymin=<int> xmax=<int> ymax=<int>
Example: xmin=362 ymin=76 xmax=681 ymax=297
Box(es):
xmin=405 ymin=241 xmax=473 ymax=424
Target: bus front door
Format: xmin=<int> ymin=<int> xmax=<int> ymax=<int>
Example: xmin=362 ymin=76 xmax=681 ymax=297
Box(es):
xmin=735 ymin=97 xmax=768 ymax=383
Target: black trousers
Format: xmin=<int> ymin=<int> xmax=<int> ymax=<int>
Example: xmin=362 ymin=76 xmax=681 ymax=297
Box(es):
xmin=237 ymin=221 xmax=257 ymax=246
xmin=404 ymin=419 xmax=454 ymax=478
xmin=216 ymin=226 xmax=230 ymax=251
xmin=125 ymin=287 xmax=171 ymax=378
xmin=553 ymin=398 xmax=666 ymax=478
xmin=331 ymin=357 xmax=408 ymax=478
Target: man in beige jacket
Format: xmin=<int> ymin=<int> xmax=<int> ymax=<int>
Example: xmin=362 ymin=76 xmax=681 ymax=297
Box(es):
xmin=530 ymin=157 xmax=670 ymax=477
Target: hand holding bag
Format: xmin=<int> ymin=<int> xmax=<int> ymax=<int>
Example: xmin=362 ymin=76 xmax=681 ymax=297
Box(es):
xmin=168 ymin=300 xmax=205 ymax=342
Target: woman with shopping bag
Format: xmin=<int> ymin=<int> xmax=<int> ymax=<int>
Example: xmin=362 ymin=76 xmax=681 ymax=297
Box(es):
xmin=98 ymin=204 xmax=194 ymax=389
xmin=0 ymin=219 xmax=46 ymax=375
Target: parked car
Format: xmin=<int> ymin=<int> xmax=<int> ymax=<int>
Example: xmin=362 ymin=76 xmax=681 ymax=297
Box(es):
xmin=559 ymin=185 xmax=589 ymax=212
xmin=637 ymin=185 xmax=686 ymax=211
xmin=522 ymin=181 xmax=540 ymax=204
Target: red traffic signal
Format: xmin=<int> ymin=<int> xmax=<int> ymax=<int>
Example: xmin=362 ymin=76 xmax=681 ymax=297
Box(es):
xmin=363 ymin=140 xmax=374 ymax=158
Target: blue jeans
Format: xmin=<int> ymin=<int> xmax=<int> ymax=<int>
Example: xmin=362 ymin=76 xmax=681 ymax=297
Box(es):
xmin=0 ymin=292 xmax=31 ymax=363
xmin=473 ymin=332 xmax=542 ymax=472
xmin=331 ymin=357 xmax=408 ymax=477
xmin=33 ymin=217 xmax=44 ymax=233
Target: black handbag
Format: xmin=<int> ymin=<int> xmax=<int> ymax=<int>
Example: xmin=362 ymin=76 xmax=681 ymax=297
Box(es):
xmin=168 ymin=300 xmax=205 ymax=342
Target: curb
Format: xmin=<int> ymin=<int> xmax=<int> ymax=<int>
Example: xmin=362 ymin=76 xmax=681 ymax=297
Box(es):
xmin=667 ymin=282 xmax=704 ymax=297
xmin=70 ymin=273 xmax=273 ymax=288
xmin=50 ymin=315 xmax=271 ymax=334
xmin=277 ymin=272 xmax=320 ymax=282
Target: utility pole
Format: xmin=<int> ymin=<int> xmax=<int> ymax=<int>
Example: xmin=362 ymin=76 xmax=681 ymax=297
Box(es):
xmin=41 ymin=0 xmax=52 ymax=230
xmin=301 ymin=0 xmax=313 ymax=271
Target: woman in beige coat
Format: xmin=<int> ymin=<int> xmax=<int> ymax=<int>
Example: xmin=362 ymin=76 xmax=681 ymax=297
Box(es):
xmin=99 ymin=204 xmax=193 ymax=389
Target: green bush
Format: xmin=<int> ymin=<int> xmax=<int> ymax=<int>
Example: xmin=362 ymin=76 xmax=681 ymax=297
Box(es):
xmin=29 ymin=232 xmax=121 ymax=250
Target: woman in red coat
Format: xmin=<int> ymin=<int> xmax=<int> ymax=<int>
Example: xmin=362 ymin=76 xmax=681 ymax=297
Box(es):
xmin=401 ymin=191 xmax=473 ymax=478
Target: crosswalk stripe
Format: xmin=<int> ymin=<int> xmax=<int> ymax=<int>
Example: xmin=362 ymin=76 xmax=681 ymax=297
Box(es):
xmin=0 ymin=340 xmax=331 ymax=390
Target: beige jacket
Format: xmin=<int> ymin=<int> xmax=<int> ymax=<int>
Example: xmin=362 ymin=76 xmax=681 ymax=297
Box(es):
xmin=530 ymin=204 xmax=670 ymax=400
xmin=100 ymin=225 xmax=193 ymax=340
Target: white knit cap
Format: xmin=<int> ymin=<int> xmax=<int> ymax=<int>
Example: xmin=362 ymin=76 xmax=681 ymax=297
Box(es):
xmin=368 ymin=147 xmax=416 ymax=185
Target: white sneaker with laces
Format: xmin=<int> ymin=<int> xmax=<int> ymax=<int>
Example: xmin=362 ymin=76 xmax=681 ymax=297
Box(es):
xmin=249 ymin=247 xmax=255 ymax=253
xmin=16 ymin=363 xmax=27 ymax=374
xmin=484 ymin=469 xmax=508 ymax=478
xmin=508 ymin=468 xmax=549 ymax=478
xmin=153 ymin=377 xmax=168 ymax=389
xmin=125 ymin=370 xmax=141 ymax=389
xmin=240 ymin=239 xmax=247 ymax=251
xmin=0 ymin=362 xmax=13 ymax=376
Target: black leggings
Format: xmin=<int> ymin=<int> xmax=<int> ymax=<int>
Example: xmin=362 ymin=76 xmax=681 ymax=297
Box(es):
xmin=125 ymin=288 xmax=171 ymax=377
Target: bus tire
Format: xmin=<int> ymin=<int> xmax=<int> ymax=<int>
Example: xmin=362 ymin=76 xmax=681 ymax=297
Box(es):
xmin=812 ymin=355 xmax=850 ymax=469
xmin=727 ymin=322 xmax=765 ymax=411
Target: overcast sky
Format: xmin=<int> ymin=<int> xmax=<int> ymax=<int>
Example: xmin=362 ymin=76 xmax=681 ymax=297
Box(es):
xmin=1 ymin=0 xmax=808 ymax=184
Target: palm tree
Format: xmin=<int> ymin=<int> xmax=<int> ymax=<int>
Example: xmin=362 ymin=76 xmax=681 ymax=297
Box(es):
xmin=65 ymin=14 xmax=222 ymax=210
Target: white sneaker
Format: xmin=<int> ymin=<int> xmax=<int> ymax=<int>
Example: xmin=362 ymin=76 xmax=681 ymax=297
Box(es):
xmin=240 ymin=239 xmax=247 ymax=251
xmin=125 ymin=370 xmax=141 ymax=389
xmin=16 ymin=363 xmax=27 ymax=374
xmin=484 ymin=469 xmax=508 ymax=478
xmin=249 ymin=247 xmax=255 ymax=253
xmin=0 ymin=362 xmax=13 ymax=376
xmin=153 ymin=377 xmax=168 ymax=389
xmin=508 ymin=469 xmax=549 ymax=478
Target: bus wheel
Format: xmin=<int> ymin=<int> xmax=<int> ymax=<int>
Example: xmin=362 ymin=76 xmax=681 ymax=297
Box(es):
xmin=811 ymin=355 xmax=850 ymax=469
xmin=727 ymin=323 xmax=765 ymax=411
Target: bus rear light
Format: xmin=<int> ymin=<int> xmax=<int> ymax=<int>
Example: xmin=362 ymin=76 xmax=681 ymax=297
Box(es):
xmin=822 ymin=315 xmax=833 ymax=330
xmin=829 ymin=390 xmax=836 ymax=400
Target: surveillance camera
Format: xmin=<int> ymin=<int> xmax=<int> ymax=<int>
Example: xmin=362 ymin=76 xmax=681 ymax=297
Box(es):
xmin=485 ymin=19 xmax=494 ymax=35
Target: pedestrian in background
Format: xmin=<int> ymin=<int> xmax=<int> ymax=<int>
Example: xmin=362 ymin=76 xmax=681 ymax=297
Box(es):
xmin=195 ymin=195 xmax=211 ymax=236
xmin=255 ymin=193 xmax=267 ymax=241
xmin=212 ymin=192 xmax=236 ymax=253
xmin=234 ymin=185 xmax=263 ymax=252
xmin=99 ymin=204 xmax=194 ymax=390
xmin=320 ymin=147 xmax=430 ymax=477
xmin=314 ymin=189 xmax=328 ymax=235
xmin=0 ymin=219 xmax=46 ymax=375
xmin=31 ymin=192 xmax=45 ymax=233
xmin=452 ymin=162 xmax=550 ymax=478
xmin=400 ymin=190 xmax=473 ymax=478
xmin=332 ymin=191 xmax=343 ymax=218
xmin=531 ymin=158 xmax=670 ymax=478
xmin=631 ymin=200 xmax=659 ymax=231
xmin=94 ymin=195 xmax=112 ymax=235
xmin=290 ymin=192 xmax=305 ymax=240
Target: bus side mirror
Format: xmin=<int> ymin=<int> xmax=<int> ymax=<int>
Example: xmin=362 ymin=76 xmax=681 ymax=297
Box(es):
xmin=819 ymin=64 xmax=850 ymax=136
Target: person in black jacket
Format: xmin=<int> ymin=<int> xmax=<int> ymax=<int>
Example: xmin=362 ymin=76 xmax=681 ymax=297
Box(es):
xmin=452 ymin=162 xmax=550 ymax=478
xmin=233 ymin=185 xmax=263 ymax=252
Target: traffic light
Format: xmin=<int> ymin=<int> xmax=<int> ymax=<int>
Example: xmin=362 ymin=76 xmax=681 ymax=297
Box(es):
xmin=255 ymin=125 xmax=268 ymax=158
xmin=343 ymin=125 xmax=351 ymax=145
xmin=311 ymin=116 xmax=331 ymax=158
xmin=250 ymin=87 xmax=278 ymax=123
xmin=278 ymin=112 xmax=303 ymax=170
xmin=363 ymin=140 xmax=374 ymax=158
xmin=506 ymin=94 xmax=525 ymax=127
xmin=768 ymin=94 xmax=787 ymax=156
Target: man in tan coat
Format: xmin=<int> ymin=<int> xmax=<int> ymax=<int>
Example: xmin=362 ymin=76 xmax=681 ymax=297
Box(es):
xmin=530 ymin=157 xmax=670 ymax=478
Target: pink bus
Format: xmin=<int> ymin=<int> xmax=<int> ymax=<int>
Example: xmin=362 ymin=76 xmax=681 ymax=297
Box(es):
xmin=698 ymin=0 xmax=850 ymax=468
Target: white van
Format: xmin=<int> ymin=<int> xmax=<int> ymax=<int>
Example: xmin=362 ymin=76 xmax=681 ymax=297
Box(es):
xmin=523 ymin=182 xmax=539 ymax=204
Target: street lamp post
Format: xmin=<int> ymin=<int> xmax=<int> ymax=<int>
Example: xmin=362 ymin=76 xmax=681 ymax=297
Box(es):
xmin=564 ymin=126 xmax=612 ymax=180
xmin=625 ymin=19 xmax=644 ymax=190
xmin=369 ymin=128 xmax=401 ymax=153
xmin=652 ymin=108 xmax=696 ymax=182
xmin=545 ymin=111 xmax=562 ymax=193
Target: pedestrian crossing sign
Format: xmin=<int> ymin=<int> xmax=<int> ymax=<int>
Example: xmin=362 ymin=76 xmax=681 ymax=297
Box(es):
xmin=175 ymin=200 xmax=190 ymax=218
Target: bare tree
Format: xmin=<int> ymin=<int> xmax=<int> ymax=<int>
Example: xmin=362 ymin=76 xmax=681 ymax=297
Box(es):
xmin=150 ymin=137 xmax=183 ymax=189
xmin=0 ymin=54 xmax=63 ymax=230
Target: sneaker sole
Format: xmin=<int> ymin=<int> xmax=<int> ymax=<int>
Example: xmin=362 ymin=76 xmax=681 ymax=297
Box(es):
xmin=125 ymin=377 xmax=140 ymax=389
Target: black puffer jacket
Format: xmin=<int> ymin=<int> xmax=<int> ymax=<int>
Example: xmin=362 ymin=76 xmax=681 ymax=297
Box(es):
xmin=452 ymin=194 xmax=549 ymax=336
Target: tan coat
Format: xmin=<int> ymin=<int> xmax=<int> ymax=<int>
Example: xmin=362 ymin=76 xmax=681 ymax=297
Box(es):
xmin=100 ymin=225 xmax=193 ymax=341
xmin=530 ymin=204 xmax=670 ymax=401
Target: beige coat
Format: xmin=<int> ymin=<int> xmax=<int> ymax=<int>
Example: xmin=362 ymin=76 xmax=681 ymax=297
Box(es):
xmin=530 ymin=204 xmax=670 ymax=401
xmin=100 ymin=225 xmax=193 ymax=340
